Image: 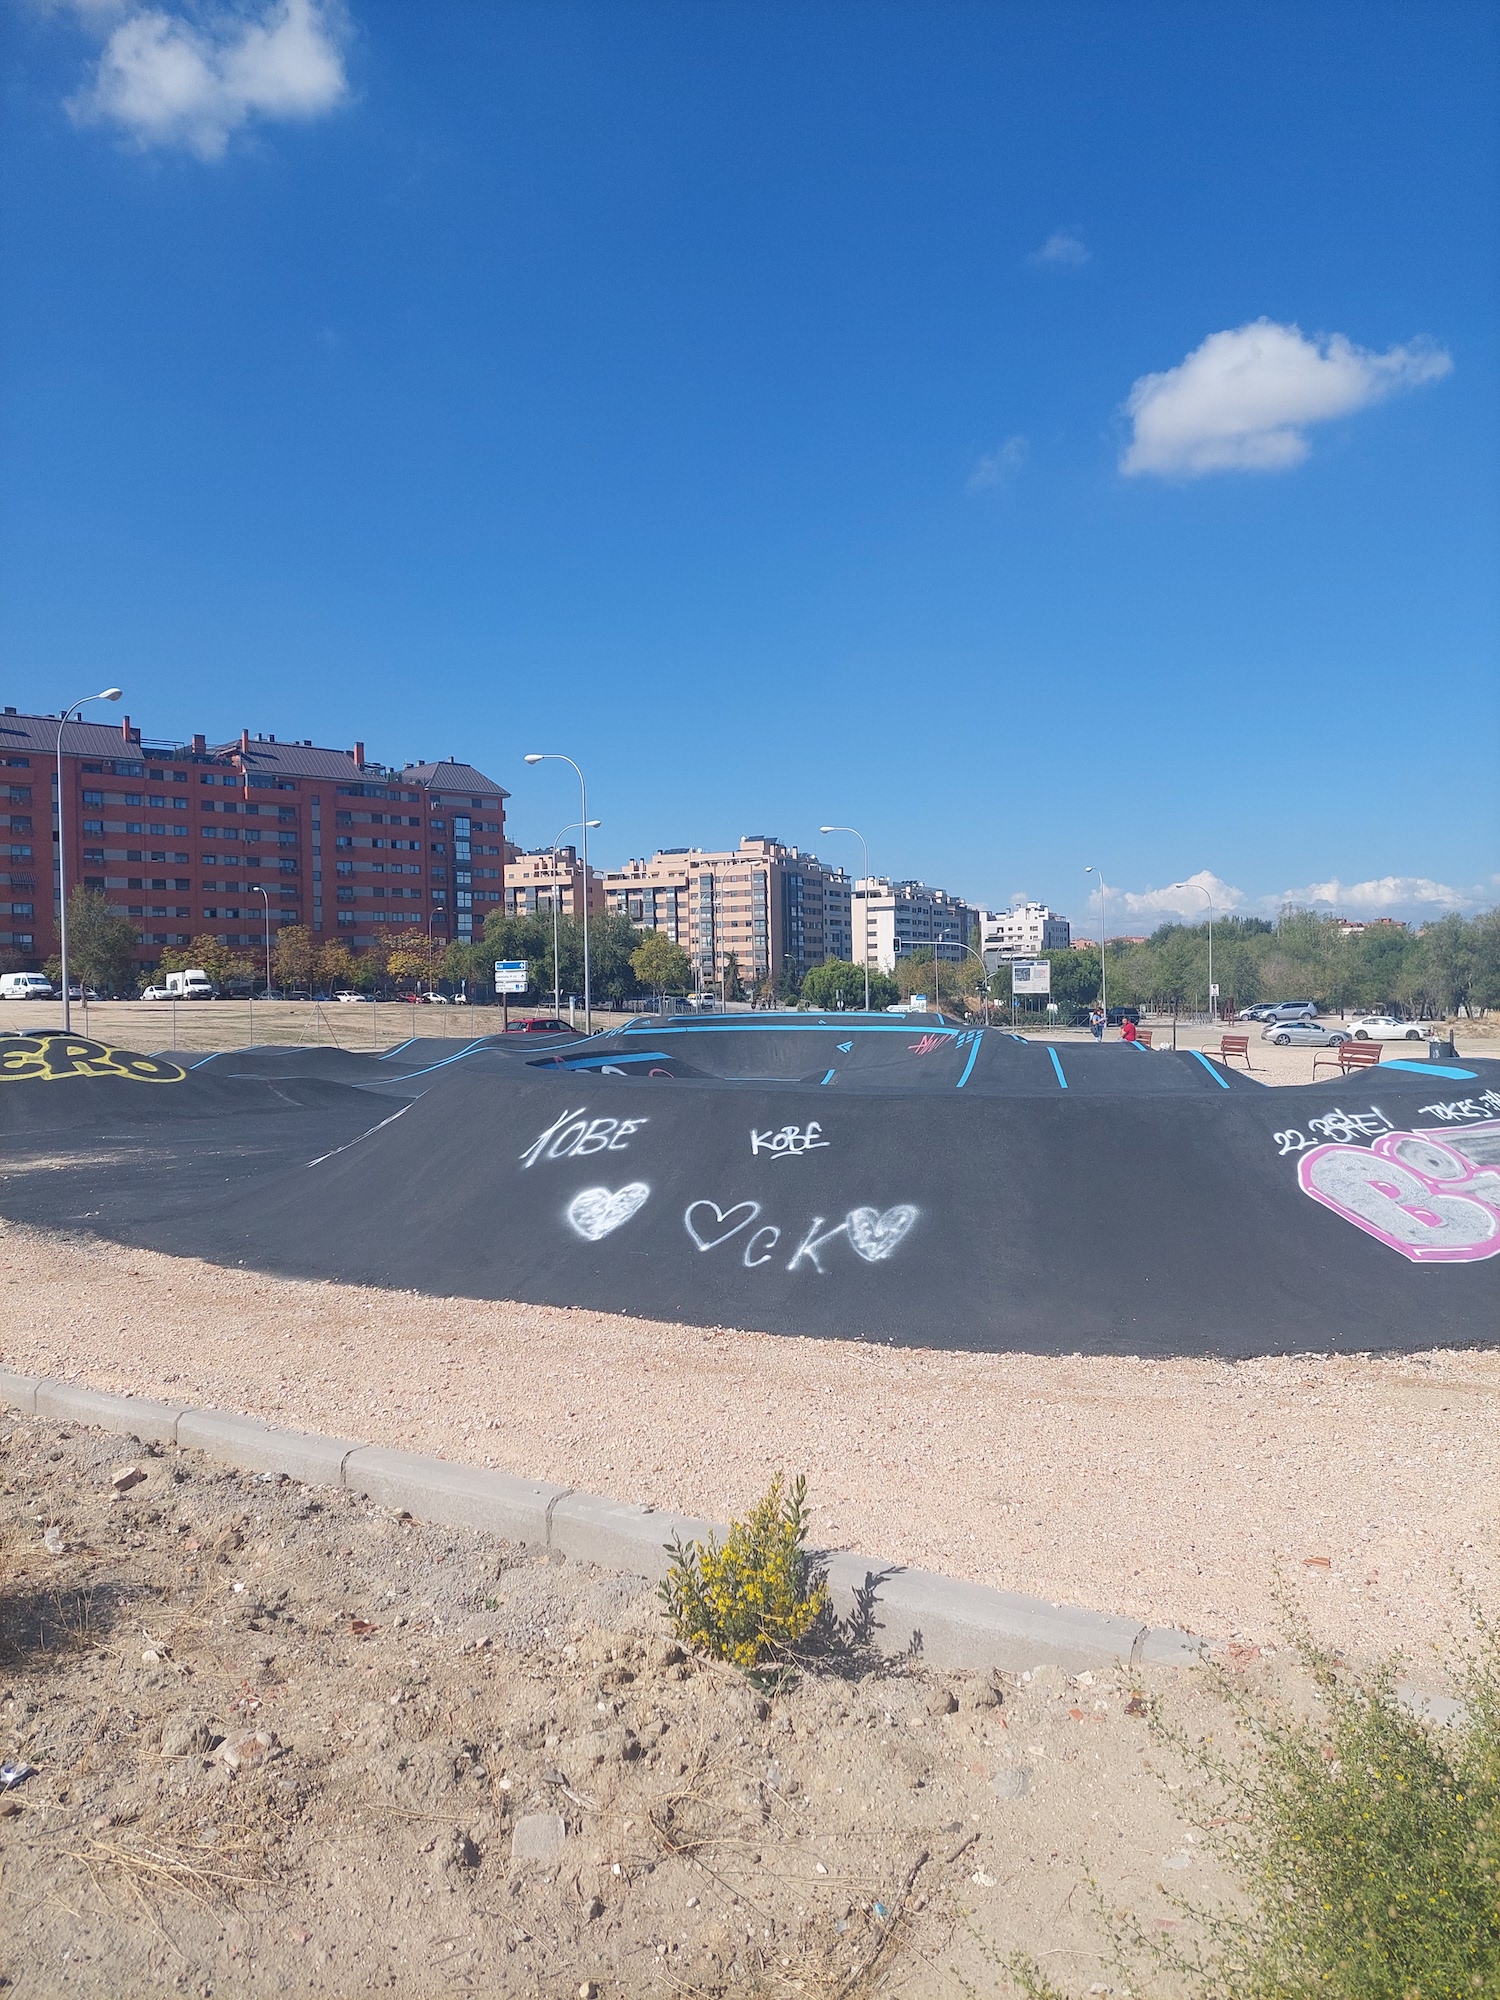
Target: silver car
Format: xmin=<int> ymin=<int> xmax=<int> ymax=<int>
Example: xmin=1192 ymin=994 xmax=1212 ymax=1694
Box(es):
xmin=1261 ymin=1019 xmax=1350 ymax=1048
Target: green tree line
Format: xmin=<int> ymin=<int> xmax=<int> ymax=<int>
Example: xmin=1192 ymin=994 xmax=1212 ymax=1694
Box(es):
xmin=1034 ymin=907 xmax=1500 ymax=1020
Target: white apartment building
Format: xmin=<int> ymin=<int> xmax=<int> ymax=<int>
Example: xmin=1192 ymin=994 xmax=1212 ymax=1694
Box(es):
xmin=854 ymin=878 xmax=975 ymax=974
xmin=978 ymin=901 xmax=1071 ymax=971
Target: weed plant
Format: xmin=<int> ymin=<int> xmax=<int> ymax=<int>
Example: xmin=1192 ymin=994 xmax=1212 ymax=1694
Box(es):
xmin=1002 ymin=1606 xmax=1500 ymax=2000
xmin=659 ymin=1471 xmax=828 ymax=1672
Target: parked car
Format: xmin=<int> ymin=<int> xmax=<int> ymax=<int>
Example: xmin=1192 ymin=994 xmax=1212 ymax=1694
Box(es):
xmin=1262 ymin=1020 xmax=1350 ymax=1048
xmin=1261 ymin=1001 xmax=1319 ymax=1023
xmin=1238 ymin=1003 xmax=1274 ymax=1020
xmin=0 ymin=972 xmax=53 ymax=1001
xmin=334 ymin=991 xmax=370 ymax=1003
xmin=1105 ymin=1006 xmax=1141 ymax=1026
xmin=139 ymin=985 xmax=173 ymax=1001
xmin=1346 ymin=1014 xmax=1426 ymax=1042
xmin=505 ymin=1017 xmax=571 ymax=1034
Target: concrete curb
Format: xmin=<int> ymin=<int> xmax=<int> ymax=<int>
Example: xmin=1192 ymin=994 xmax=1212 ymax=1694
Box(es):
xmin=0 ymin=1368 xmax=1201 ymax=1675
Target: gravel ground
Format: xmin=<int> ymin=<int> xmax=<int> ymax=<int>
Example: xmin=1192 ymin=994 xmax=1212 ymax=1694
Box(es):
xmin=3 ymin=1221 xmax=1496 ymax=1672
xmin=1 ymin=1411 xmax=1253 ymax=1999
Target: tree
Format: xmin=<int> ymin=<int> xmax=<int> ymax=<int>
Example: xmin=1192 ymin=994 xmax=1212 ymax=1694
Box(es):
xmin=380 ymin=929 xmax=434 ymax=990
xmin=721 ymin=952 xmax=746 ymax=1003
xmin=799 ymin=958 xmax=898 ymax=1011
xmin=631 ymin=929 xmax=692 ymax=1000
xmin=272 ymin=924 xmax=318 ymax=996
xmin=894 ymin=947 xmax=979 ymax=1010
xmin=61 ymin=888 xmax=138 ymax=996
xmin=443 ymin=938 xmax=495 ymax=998
xmin=316 ymin=939 xmax=359 ymax=992
xmin=588 ymin=912 xmax=647 ymax=1007
xmin=159 ymin=933 xmax=253 ymax=992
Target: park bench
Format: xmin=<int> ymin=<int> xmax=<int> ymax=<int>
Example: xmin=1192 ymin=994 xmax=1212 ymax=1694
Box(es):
xmin=1312 ymin=1041 xmax=1383 ymax=1080
xmin=1208 ymin=1032 xmax=1254 ymax=1069
xmin=1136 ymin=1027 xmax=1153 ymax=1047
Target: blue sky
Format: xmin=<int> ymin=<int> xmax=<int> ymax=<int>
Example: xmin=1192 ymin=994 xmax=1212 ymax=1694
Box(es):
xmin=2 ymin=0 xmax=1497 ymax=932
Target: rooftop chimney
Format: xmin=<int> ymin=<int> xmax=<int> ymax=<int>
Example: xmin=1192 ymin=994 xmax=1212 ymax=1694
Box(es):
xmin=353 ymin=741 xmax=365 ymax=768
xmin=240 ymin=728 xmax=251 ymax=753
xmin=192 ymin=733 xmax=206 ymax=753
xmin=121 ymin=715 xmax=131 ymax=741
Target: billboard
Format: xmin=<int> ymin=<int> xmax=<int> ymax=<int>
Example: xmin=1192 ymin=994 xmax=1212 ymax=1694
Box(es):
xmin=495 ymin=960 xmax=529 ymax=995
xmin=1010 ymin=959 xmax=1051 ymax=996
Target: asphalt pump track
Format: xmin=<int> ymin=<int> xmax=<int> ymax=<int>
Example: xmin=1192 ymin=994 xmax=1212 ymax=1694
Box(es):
xmin=3 ymin=1016 xmax=1498 ymax=1357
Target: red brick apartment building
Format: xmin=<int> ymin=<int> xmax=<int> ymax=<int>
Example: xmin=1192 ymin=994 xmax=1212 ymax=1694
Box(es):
xmin=0 ymin=706 xmax=507 ymax=973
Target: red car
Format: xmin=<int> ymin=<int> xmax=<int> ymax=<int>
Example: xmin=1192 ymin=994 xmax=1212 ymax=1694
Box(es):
xmin=505 ymin=1017 xmax=571 ymax=1033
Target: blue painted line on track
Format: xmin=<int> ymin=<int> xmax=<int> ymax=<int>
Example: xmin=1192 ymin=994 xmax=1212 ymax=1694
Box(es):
xmin=955 ymin=1033 xmax=983 ymax=1089
xmin=385 ymin=1039 xmax=489 ymax=1079
xmin=1187 ymin=1048 xmax=1231 ymax=1089
xmin=620 ymin=1021 xmax=961 ymax=1039
xmin=379 ymin=1038 xmax=417 ymax=1061
xmin=1047 ymin=1046 xmax=1067 ymax=1089
xmin=550 ymin=1052 xmax=668 ymax=1070
xmin=820 ymin=1068 xmax=836 ymax=1085
xmin=1385 ymin=1060 xmax=1477 ymax=1080
xmin=188 ymin=1051 xmax=224 ymax=1070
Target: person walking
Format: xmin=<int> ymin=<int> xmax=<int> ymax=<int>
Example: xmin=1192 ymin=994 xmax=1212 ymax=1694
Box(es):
xmin=1089 ymin=1005 xmax=1105 ymax=1041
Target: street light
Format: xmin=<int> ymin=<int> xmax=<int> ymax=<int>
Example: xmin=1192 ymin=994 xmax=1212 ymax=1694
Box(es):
xmin=1169 ymin=880 xmax=1216 ymax=1021
xmin=1084 ymin=865 xmax=1108 ymax=1024
xmin=56 ymin=688 xmax=123 ymax=1031
xmin=945 ymin=938 xmax=992 ymax=1025
xmin=819 ymin=825 xmax=871 ymax=1012
xmin=252 ymin=884 xmax=272 ymax=998
xmin=550 ymin=819 xmax=601 ymax=1020
xmin=525 ymin=754 xmax=593 ymax=1032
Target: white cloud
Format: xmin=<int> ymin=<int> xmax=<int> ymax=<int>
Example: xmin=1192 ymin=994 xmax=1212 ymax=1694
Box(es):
xmin=966 ymin=434 xmax=1026 ymax=492
xmin=1119 ymin=318 xmax=1452 ymax=478
xmin=65 ymin=0 xmax=349 ymax=160
xmin=1082 ymin=871 xmax=1246 ymax=922
xmin=1278 ymin=875 xmax=1482 ymax=917
xmin=1083 ymin=871 xmax=1494 ymax=928
xmin=1029 ymin=229 xmax=1089 ymax=268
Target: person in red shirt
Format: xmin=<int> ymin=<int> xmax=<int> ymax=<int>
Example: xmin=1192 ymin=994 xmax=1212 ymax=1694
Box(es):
xmin=1120 ymin=1016 xmax=1139 ymax=1043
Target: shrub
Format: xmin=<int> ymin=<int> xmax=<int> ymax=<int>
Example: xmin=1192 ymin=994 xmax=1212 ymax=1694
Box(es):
xmin=1003 ymin=1606 xmax=1500 ymax=2000
xmin=659 ymin=1472 xmax=828 ymax=1672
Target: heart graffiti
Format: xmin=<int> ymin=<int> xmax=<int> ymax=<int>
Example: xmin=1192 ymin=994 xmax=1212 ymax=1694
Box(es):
xmin=845 ymin=1205 xmax=919 ymax=1263
xmin=684 ymin=1199 xmax=762 ymax=1252
xmin=566 ymin=1183 xmax=651 ymax=1242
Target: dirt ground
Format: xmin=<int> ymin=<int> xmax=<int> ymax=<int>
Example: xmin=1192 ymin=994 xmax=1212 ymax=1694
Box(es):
xmin=2 ymin=1220 xmax=1496 ymax=1669
xmin=2 ymin=1411 xmax=1279 ymax=1999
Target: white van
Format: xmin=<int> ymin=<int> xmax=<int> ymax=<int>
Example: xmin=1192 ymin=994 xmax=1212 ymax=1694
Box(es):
xmin=0 ymin=972 xmax=53 ymax=1001
xmin=164 ymin=969 xmax=214 ymax=1000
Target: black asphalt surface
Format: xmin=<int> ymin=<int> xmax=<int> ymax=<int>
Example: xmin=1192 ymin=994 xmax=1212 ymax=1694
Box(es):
xmin=3 ymin=1020 xmax=1498 ymax=1356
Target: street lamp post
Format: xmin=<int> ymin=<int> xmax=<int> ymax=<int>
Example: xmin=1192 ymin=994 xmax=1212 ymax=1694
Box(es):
xmin=819 ymin=825 xmax=871 ymax=1012
xmin=252 ymin=884 xmax=272 ymax=998
xmin=425 ymin=909 xmax=440 ymax=997
xmin=55 ymin=688 xmax=123 ymax=1031
xmin=550 ymin=819 xmax=601 ymax=1019
xmin=1084 ymin=865 xmax=1108 ymax=1024
xmin=525 ymin=754 xmax=592 ymax=1032
xmin=1169 ymin=880 xmax=1216 ymax=1021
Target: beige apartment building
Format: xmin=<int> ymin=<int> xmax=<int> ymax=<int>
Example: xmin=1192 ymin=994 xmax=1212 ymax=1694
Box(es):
xmin=854 ymin=877 xmax=976 ymax=975
xmin=604 ymin=836 xmax=852 ymax=995
xmin=503 ymin=842 xmax=604 ymax=919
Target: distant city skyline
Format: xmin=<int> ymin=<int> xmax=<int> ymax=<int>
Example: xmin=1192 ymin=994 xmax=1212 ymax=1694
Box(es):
xmin=3 ymin=3 xmax=1495 ymax=932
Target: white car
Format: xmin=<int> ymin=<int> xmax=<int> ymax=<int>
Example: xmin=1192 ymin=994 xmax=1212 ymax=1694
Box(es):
xmin=139 ymin=986 xmax=173 ymax=1001
xmin=1347 ymin=1015 xmax=1428 ymax=1042
xmin=334 ymin=990 xmax=370 ymax=1003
